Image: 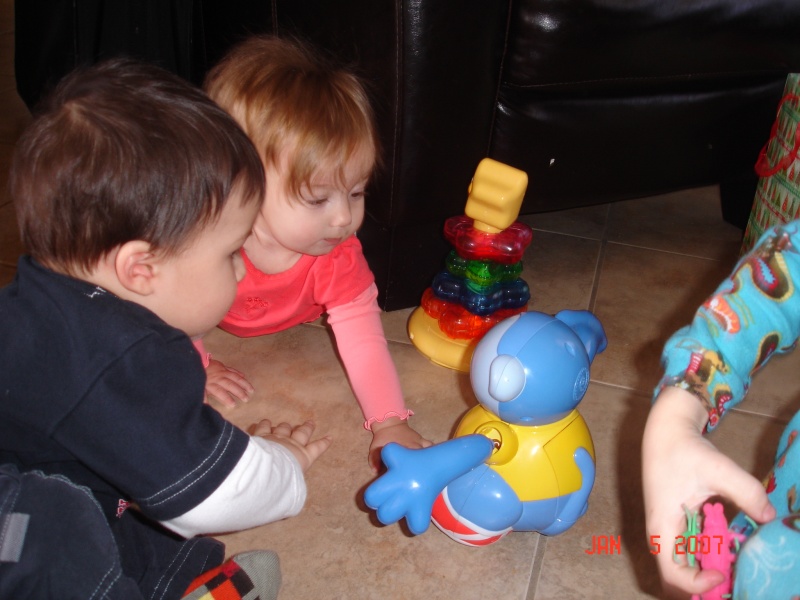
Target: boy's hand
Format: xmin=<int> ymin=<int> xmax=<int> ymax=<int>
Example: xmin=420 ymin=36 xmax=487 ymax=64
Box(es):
xmin=204 ymin=358 xmax=254 ymax=407
xmin=250 ymin=419 xmax=332 ymax=472
xmin=642 ymin=387 xmax=775 ymax=596
xmin=369 ymin=418 xmax=433 ymax=472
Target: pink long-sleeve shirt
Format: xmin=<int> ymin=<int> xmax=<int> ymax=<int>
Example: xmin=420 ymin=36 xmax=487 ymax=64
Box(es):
xmin=202 ymin=236 xmax=411 ymax=428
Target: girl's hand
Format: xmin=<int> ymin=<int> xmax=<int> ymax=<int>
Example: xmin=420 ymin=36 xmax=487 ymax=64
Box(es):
xmin=369 ymin=417 xmax=433 ymax=471
xmin=250 ymin=419 xmax=332 ymax=472
xmin=642 ymin=387 xmax=775 ymax=596
xmin=204 ymin=358 xmax=254 ymax=407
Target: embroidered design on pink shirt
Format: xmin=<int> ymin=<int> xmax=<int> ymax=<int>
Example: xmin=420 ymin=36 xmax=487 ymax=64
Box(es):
xmin=245 ymin=296 xmax=270 ymax=312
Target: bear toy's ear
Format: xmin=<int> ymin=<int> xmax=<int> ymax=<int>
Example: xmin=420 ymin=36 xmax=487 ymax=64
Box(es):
xmin=554 ymin=310 xmax=608 ymax=363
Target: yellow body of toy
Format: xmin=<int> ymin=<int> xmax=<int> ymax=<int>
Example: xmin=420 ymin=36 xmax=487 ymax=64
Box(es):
xmin=454 ymin=405 xmax=595 ymax=501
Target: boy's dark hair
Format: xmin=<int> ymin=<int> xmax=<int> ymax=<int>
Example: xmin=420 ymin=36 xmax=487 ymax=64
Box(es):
xmin=10 ymin=58 xmax=265 ymax=275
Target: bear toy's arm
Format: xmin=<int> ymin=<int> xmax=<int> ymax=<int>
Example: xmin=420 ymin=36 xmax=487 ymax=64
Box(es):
xmin=539 ymin=446 xmax=596 ymax=536
xmin=364 ymin=435 xmax=495 ymax=535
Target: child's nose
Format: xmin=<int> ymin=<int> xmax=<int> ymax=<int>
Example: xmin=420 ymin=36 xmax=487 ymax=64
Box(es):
xmin=331 ymin=199 xmax=352 ymax=227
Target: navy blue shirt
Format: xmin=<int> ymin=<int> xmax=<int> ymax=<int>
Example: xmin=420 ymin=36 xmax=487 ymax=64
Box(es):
xmin=0 ymin=257 xmax=249 ymax=522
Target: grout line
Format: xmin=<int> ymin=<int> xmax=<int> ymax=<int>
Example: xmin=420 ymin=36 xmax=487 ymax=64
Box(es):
xmin=588 ymin=379 xmax=652 ymax=397
xmin=587 ymin=241 xmax=605 ymax=313
xmin=587 ymin=203 xmax=611 ymax=313
xmin=727 ymin=405 xmax=793 ymax=426
xmin=603 ymin=239 xmax=738 ymax=263
xmin=524 ymin=533 xmax=547 ymax=600
xmin=529 ymin=227 xmax=604 ymax=242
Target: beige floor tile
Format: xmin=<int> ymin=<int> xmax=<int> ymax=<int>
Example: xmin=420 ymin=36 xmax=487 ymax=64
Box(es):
xmin=521 ymin=203 xmax=609 ymax=241
xmin=728 ymin=349 xmax=800 ymax=423
xmin=709 ymin=411 xmax=789 ymax=478
xmin=607 ymin=187 xmax=743 ymax=261
xmin=590 ymin=243 xmax=738 ymax=395
xmin=205 ymin=325 xmax=542 ymax=600
xmin=523 ymin=229 xmax=601 ymax=314
xmin=380 ymin=306 xmax=415 ymax=345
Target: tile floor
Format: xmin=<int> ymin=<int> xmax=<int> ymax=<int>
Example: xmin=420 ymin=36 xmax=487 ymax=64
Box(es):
xmin=3 ymin=4 xmax=800 ymax=599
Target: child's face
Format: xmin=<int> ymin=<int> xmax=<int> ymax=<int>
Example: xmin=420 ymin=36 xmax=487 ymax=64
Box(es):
xmin=259 ymin=145 xmax=373 ymax=256
xmin=150 ymin=187 xmax=259 ymax=338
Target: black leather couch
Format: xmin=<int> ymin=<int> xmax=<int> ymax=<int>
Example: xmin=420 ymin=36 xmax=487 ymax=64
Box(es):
xmin=16 ymin=0 xmax=800 ymax=309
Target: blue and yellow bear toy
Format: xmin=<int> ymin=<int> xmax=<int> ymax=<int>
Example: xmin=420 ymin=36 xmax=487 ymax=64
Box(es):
xmin=365 ymin=309 xmax=607 ymax=546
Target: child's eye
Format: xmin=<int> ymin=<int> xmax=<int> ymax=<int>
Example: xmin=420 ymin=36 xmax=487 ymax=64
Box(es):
xmin=350 ymin=190 xmax=365 ymax=200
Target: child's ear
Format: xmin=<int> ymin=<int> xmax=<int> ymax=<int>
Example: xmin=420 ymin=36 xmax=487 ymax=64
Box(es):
xmin=114 ymin=240 xmax=159 ymax=296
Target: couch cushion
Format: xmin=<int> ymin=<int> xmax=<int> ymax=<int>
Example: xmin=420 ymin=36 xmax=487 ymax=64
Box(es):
xmin=503 ymin=0 xmax=800 ymax=94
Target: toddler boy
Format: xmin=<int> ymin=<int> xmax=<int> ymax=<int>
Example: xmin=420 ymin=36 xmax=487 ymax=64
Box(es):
xmin=0 ymin=58 xmax=330 ymax=599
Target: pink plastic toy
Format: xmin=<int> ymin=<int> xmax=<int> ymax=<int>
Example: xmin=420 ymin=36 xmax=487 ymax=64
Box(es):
xmin=689 ymin=502 xmax=745 ymax=600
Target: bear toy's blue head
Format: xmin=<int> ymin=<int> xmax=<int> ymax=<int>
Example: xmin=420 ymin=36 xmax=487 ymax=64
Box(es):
xmin=470 ymin=310 xmax=607 ymax=426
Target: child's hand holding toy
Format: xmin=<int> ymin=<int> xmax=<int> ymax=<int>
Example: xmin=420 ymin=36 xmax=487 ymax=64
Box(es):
xmin=641 ymin=386 xmax=775 ymax=597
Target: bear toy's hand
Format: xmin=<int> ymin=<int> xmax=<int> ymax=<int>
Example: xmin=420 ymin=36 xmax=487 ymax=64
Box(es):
xmin=364 ymin=436 xmax=494 ymax=535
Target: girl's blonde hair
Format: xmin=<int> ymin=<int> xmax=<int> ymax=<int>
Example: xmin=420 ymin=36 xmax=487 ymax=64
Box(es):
xmin=204 ymin=36 xmax=380 ymax=198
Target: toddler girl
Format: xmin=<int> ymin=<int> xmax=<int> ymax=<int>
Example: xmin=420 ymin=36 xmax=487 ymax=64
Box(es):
xmin=197 ymin=36 xmax=432 ymax=468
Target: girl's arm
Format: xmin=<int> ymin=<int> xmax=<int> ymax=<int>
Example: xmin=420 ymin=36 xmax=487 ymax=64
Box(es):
xmin=656 ymin=221 xmax=800 ymax=432
xmin=327 ymin=284 xmax=432 ymax=467
xmin=327 ymin=283 xmax=412 ymax=428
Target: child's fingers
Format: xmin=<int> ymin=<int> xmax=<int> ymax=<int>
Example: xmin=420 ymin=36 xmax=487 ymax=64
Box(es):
xmin=224 ymin=365 xmax=249 ymax=379
xmin=217 ymin=372 xmax=254 ymax=397
xmin=306 ymin=435 xmax=332 ymax=462
xmin=716 ymin=467 xmax=775 ymax=523
xmin=206 ymin=391 xmax=236 ymax=408
xmin=206 ymin=360 xmax=255 ymax=395
xmin=227 ymin=372 xmax=254 ymax=395
xmin=207 ymin=381 xmax=250 ymax=406
xmin=249 ymin=419 xmax=273 ymax=436
xmin=660 ymin=563 xmax=725 ymax=597
xmin=288 ymin=420 xmax=316 ymax=444
xmin=270 ymin=422 xmax=294 ymax=437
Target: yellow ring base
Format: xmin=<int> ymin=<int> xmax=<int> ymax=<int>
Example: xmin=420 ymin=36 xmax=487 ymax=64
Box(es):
xmin=407 ymin=307 xmax=476 ymax=372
